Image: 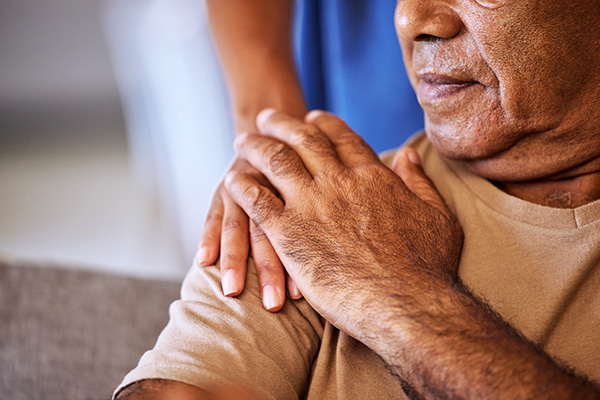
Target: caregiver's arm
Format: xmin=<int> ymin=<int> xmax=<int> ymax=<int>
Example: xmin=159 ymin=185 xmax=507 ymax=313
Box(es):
xmin=198 ymin=0 xmax=307 ymax=311
xmin=206 ymin=0 xmax=305 ymax=132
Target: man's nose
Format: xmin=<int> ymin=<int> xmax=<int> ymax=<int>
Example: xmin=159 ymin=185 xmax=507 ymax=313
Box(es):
xmin=395 ymin=0 xmax=463 ymax=41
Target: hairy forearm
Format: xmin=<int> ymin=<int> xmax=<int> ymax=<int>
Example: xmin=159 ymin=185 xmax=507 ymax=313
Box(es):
xmin=221 ymin=108 xmax=600 ymax=398
xmin=206 ymin=0 xmax=306 ymax=132
xmin=364 ymin=277 xmax=600 ymax=400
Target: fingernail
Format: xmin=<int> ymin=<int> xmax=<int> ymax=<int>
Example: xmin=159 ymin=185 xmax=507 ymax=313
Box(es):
xmin=288 ymin=281 xmax=302 ymax=300
xmin=222 ymin=270 xmax=238 ymax=296
xmin=196 ymin=247 xmax=209 ymax=266
xmin=257 ymin=108 xmax=277 ymax=125
xmin=407 ymin=148 xmax=421 ymax=166
xmin=233 ymin=132 xmax=248 ymax=149
xmin=262 ymin=285 xmax=281 ymax=311
xmin=305 ymin=109 xmax=324 ymax=121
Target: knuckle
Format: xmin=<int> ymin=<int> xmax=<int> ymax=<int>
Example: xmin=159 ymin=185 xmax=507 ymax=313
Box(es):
xmin=255 ymin=260 xmax=282 ymax=281
xmin=250 ymin=225 xmax=268 ymax=241
xmin=242 ymin=186 xmax=276 ymax=225
xmin=263 ymin=143 xmax=301 ymax=176
xmin=290 ymin=125 xmax=320 ymax=144
xmin=342 ymin=132 xmax=367 ymax=149
xmin=221 ymin=254 xmax=246 ymax=267
xmin=199 ymin=230 xmax=218 ymax=243
xmin=253 ymin=190 xmax=275 ymax=211
xmin=296 ymin=126 xmax=335 ymax=154
xmin=222 ymin=217 xmax=245 ymax=232
xmin=256 ymin=259 xmax=276 ymax=274
xmin=242 ymin=185 xmax=265 ymax=208
xmin=264 ymin=142 xmax=292 ymax=165
xmin=205 ymin=212 xmax=224 ymax=224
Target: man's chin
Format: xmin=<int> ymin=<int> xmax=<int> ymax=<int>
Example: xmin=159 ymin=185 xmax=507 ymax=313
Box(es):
xmin=424 ymin=128 xmax=500 ymax=161
xmin=425 ymin=129 xmax=539 ymax=182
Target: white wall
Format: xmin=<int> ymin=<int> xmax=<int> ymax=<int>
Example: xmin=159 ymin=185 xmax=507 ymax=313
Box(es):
xmin=0 ymin=0 xmax=124 ymax=133
xmin=0 ymin=0 xmax=190 ymax=279
xmin=0 ymin=0 xmax=234 ymax=276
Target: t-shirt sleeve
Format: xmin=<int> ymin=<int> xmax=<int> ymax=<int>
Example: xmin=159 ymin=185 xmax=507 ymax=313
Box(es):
xmin=114 ymin=259 xmax=325 ymax=400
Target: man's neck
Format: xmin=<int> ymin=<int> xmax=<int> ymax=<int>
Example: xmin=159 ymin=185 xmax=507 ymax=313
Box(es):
xmin=496 ymin=170 xmax=600 ymax=209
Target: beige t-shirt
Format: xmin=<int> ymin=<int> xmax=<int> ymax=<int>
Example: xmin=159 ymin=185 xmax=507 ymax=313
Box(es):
xmin=115 ymin=133 xmax=600 ymax=399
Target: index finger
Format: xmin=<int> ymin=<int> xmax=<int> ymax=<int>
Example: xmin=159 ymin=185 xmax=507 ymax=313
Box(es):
xmin=255 ymin=109 xmax=343 ymax=176
xmin=304 ymin=110 xmax=380 ymax=167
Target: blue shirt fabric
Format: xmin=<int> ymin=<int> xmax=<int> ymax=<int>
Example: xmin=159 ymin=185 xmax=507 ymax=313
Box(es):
xmin=294 ymin=0 xmax=424 ymax=153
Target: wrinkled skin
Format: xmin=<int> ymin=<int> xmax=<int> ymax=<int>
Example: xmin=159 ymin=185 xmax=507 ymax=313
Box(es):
xmin=225 ymin=109 xmax=599 ymax=399
xmin=200 ymin=0 xmax=600 ymax=307
xmin=226 ymin=109 xmax=463 ymax=334
xmin=120 ymin=0 xmax=600 ymax=398
xmin=397 ymin=0 xmax=600 ymax=182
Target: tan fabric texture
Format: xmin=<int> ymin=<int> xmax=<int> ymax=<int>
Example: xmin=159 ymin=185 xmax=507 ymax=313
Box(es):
xmin=115 ymin=133 xmax=600 ymax=399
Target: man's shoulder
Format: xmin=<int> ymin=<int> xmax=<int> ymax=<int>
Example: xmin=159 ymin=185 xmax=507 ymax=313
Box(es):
xmin=379 ymin=131 xmax=429 ymax=168
xmin=379 ymin=131 xmax=462 ymax=216
xmin=114 ymin=259 xmax=326 ymax=400
xmin=180 ymin=259 xmax=324 ymax=328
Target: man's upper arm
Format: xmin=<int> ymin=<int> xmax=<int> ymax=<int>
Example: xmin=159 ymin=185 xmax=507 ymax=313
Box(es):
xmin=116 ymin=379 xmax=212 ymax=400
xmin=113 ymin=259 xmax=324 ymax=400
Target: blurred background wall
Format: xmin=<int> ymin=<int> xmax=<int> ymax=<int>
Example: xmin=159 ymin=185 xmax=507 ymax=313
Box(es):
xmin=0 ymin=0 xmax=123 ymax=135
xmin=0 ymin=0 xmax=232 ymax=280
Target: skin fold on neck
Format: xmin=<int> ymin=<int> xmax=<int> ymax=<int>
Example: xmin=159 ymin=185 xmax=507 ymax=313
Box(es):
xmin=495 ymin=165 xmax=600 ymax=209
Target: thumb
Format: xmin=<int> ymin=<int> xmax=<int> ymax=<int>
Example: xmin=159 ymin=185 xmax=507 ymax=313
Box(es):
xmin=391 ymin=147 xmax=450 ymax=217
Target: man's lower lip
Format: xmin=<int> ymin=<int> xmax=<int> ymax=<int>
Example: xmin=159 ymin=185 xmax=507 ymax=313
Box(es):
xmin=417 ymin=80 xmax=477 ymax=103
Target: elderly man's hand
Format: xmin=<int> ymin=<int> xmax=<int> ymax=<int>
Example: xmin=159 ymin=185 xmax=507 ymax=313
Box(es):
xmin=224 ymin=110 xmax=600 ymax=399
xmin=225 ymin=108 xmax=463 ymax=341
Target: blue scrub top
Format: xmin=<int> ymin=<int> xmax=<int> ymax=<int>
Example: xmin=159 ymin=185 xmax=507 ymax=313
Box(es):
xmin=294 ymin=0 xmax=424 ymax=153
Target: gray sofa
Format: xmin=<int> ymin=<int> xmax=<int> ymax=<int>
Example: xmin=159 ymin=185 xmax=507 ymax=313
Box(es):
xmin=0 ymin=260 xmax=181 ymax=400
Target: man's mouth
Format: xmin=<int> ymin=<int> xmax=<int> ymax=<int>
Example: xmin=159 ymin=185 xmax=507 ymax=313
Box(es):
xmin=417 ymin=73 xmax=478 ymax=103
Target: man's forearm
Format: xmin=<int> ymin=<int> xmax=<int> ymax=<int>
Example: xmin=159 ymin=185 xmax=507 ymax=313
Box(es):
xmin=223 ymin=109 xmax=598 ymax=398
xmin=206 ymin=0 xmax=306 ymax=132
xmin=365 ymin=277 xmax=600 ymax=400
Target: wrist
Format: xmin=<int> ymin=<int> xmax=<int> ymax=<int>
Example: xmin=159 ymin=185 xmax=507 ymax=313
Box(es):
xmin=354 ymin=272 xmax=462 ymax=363
xmin=233 ymin=93 xmax=307 ymax=134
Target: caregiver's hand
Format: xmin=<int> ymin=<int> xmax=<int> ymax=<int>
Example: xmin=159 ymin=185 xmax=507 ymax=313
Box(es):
xmin=196 ymin=157 xmax=302 ymax=313
xmin=203 ymin=0 xmax=307 ymax=312
xmin=224 ymin=109 xmax=463 ymax=342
